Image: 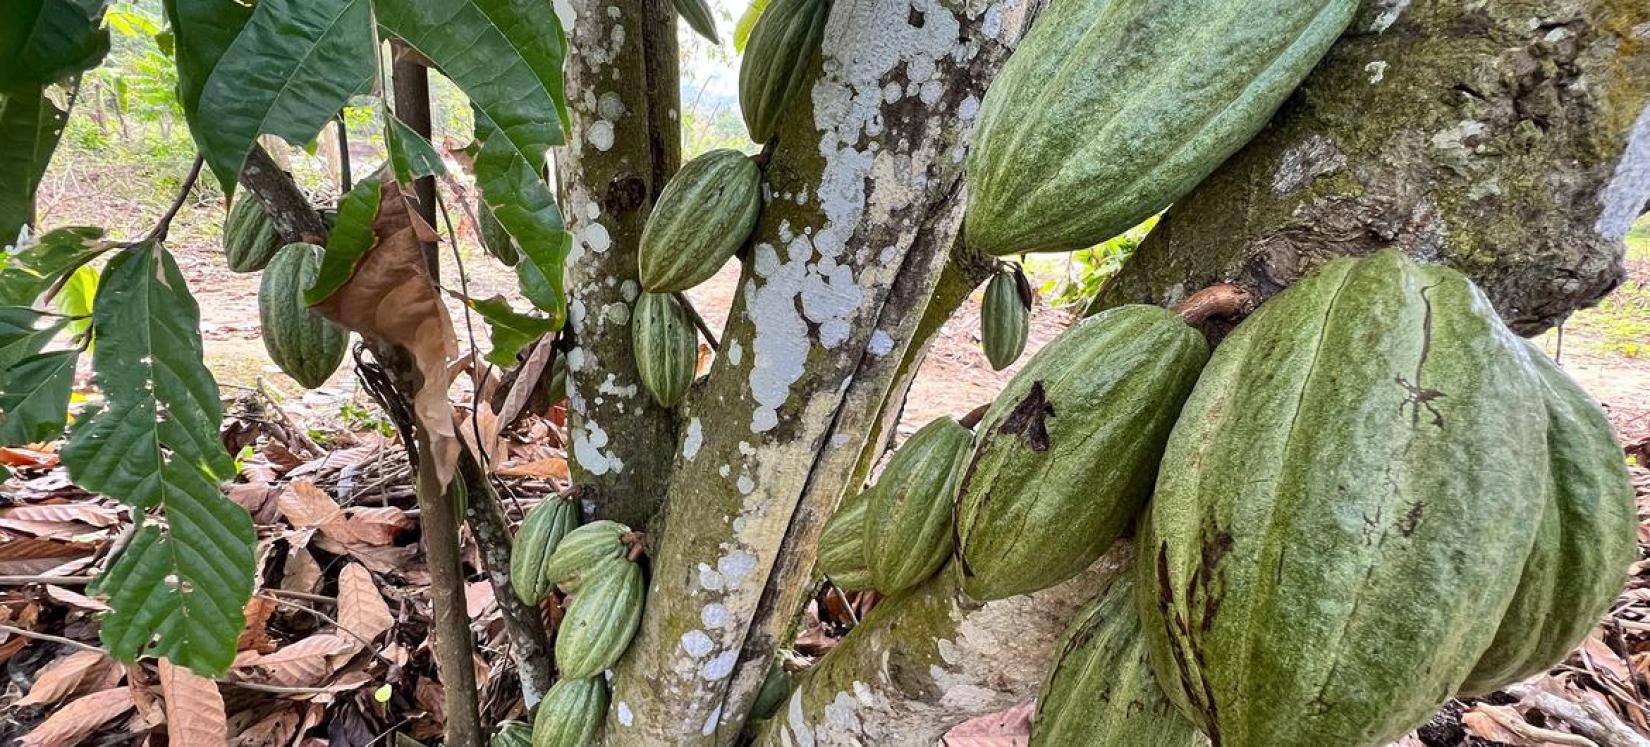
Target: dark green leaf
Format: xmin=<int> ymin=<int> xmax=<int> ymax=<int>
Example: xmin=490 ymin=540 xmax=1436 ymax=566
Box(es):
xmin=0 ymin=349 xmax=76 ymax=444
xmin=473 ymin=114 xmax=569 ymax=326
xmin=0 ymin=305 xmax=69 ymax=369
xmin=466 ymin=295 xmax=555 ymax=366
xmin=0 ymin=226 xmax=105 ymax=305
xmin=375 ymin=0 xmax=568 ymax=170
xmin=163 ymin=0 xmax=252 ymax=130
xmin=307 ymin=174 xmax=384 ymax=305
xmin=192 ymin=0 xmax=377 ymax=192
xmin=0 ymin=0 xmax=111 ymax=92
xmin=387 ymin=115 xmax=447 ymax=184
xmin=63 ymin=241 xmax=252 ymax=676
xmin=0 ymin=87 xmax=70 ymax=244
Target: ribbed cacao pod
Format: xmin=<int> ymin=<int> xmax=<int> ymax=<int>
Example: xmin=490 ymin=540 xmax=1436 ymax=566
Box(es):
xmin=224 ymin=192 xmax=285 ymax=272
xmin=639 ymin=150 xmax=761 ymax=292
xmin=632 ymin=292 xmax=697 ymax=407
xmin=531 ymin=676 xmax=608 ymax=747
xmin=1138 ymin=250 xmax=1557 ymax=746
xmin=545 ymin=520 xmax=630 ymax=594
xmin=956 ymin=305 xmax=1207 ymax=601
xmin=478 ymin=203 xmax=519 ymax=266
xmin=669 ymin=0 xmax=719 ymax=42
xmin=1459 ymin=343 xmax=1636 ymax=694
xmin=510 ymin=497 xmax=579 ymax=605
xmin=555 ymin=559 xmax=644 ymax=679
xmin=816 ymin=491 xmax=873 ymax=591
xmin=965 ymin=0 xmax=1357 ymax=255
xmin=980 ymin=266 xmax=1031 ymax=371
xmin=258 ymin=243 xmax=348 ymax=388
xmin=1031 ymin=575 xmax=1205 ymax=747
xmin=737 ymin=0 xmax=828 ymax=143
xmin=492 ymin=720 xmax=532 ymax=747
xmin=863 ymin=417 xmax=971 ymax=592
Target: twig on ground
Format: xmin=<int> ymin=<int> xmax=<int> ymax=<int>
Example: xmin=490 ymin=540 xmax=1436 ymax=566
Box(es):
xmin=1510 ymin=684 xmax=1650 ymax=747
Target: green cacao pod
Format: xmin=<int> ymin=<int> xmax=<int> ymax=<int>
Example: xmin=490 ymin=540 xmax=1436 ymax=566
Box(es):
xmin=632 ymin=292 xmax=698 ymax=407
xmin=639 ymin=150 xmax=762 ymax=292
xmin=478 ymin=203 xmax=520 ymax=266
xmin=545 ymin=520 xmax=630 ymax=594
xmin=956 ymin=305 xmax=1207 ymax=601
xmin=669 ymin=0 xmax=718 ymax=42
xmin=224 ymin=192 xmax=286 ymax=272
xmin=531 ymin=676 xmax=608 ymax=747
xmin=555 ymin=559 xmax=644 ymax=679
xmin=816 ymin=491 xmax=874 ymax=591
xmin=1138 ymin=250 xmax=1554 ymax=747
xmin=493 ymin=720 xmax=532 ymax=747
xmin=1031 ymin=576 xmax=1206 ymax=747
xmin=258 ymin=243 xmax=349 ymax=389
xmin=863 ymin=417 xmax=971 ymax=592
xmin=510 ymin=497 xmax=579 ymax=605
xmin=965 ymin=0 xmax=1357 ymax=255
xmin=737 ymin=0 xmax=828 ymax=144
xmin=1458 ymin=343 xmax=1636 ymax=694
xmin=980 ymin=266 xmax=1031 ymax=371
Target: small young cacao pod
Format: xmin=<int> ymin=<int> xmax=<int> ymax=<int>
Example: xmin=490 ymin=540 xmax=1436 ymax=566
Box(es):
xmin=862 ymin=417 xmax=972 ymax=592
xmin=258 ymin=243 xmax=348 ymax=388
xmin=632 ymin=292 xmax=698 ymax=407
xmin=555 ymin=559 xmax=645 ymax=679
xmin=980 ymin=265 xmax=1032 ymax=371
xmin=510 ymin=497 xmax=579 ymax=605
xmin=531 ymin=676 xmax=608 ymax=747
xmin=669 ymin=0 xmax=719 ymax=42
xmin=737 ymin=0 xmax=828 ymax=143
xmin=223 ymin=192 xmax=285 ymax=272
xmin=545 ymin=520 xmax=631 ymax=594
xmin=816 ymin=491 xmax=873 ymax=591
xmin=639 ymin=149 xmax=761 ymax=292
xmin=492 ymin=720 xmax=532 ymax=747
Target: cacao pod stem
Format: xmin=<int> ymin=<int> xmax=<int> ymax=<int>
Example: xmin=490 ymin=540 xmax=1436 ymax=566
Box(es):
xmin=1173 ymin=283 xmax=1257 ymax=326
xmin=621 ymin=531 xmax=648 ymax=562
xmin=958 ymin=403 xmax=991 ymax=430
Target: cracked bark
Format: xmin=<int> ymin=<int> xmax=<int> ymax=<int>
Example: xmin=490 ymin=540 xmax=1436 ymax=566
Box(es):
xmin=1089 ymin=0 xmax=1650 ymax=334
xmin=558 ymin=0 xmax=682 ymax=529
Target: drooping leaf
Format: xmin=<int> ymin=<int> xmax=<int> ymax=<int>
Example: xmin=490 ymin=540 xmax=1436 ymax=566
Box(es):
xmin=162 ymin=0 xmax=253 ymax=127
xmin=64 ymin=241 xmax=253 ymax=676
xmin=0 ymin=0 xmax=110 ymax=92
xmin=465 ymin=294 xmax=555 ymax=366
xmin=473 ymin=114 xmax=570 ymax=326
xmin=0 ymin=226 xmax=105 ymax=304
xmin=191 ymin=0 xmax=377 ymax=192
xmin=0 ymin=349 xmax=77 ymax=444
xmin=0 ymin=306 xmax=68 ymax=368
xmin=734 ymin=0 xmax=770 ymax=52
xmin=0 ymin=87 xmax=70 ymax=244
xmin=375 ymin=0 xmax=569 ymax=168
xmin=386 ymin=115 xmax=446 ymax=184
xmin=307 ymin=172 xmax=384 ymax=306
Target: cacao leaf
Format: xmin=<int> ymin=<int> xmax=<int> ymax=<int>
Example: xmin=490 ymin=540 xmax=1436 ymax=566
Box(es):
xmin=65 ymin=241 xmax=254 ymax=676
xmin=464 ymin=294 xmax=556 ymax=367
xmin=0 ymin=87 xmax=70 ymax=244
xmin=0 ymin=349 xmax=77 ymax=445
xmin=190 ymin=0 xmax=377 ymax=192
xmin=0 ymin=0 xmax=110 ymax=92
xmin=386 ymin=115 xmax=447 ymax=185
xmin=473 ymin=112 xmax=570 ymax=324
xmin=52 ymin=262 xmax=96 ymax=340
xmin=0 ymin=306 xmax=68 ymax=369
xmin=307 ymin=173 xmax=384 ymax=306
xmin=162 ymin=0 xmax=253 ymax=132
xmin=0 ymin=226 xmax=103 ymax=305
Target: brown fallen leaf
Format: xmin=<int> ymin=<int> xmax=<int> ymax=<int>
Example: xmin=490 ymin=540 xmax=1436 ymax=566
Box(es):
xmin=16 ymin=649 xmax=114 ymax=707
xmin=16 ymin=686 xmax=135 ymax=746
xmin=235 ymin=633 xmax=357 ymax=688
xmin=0 ymin=446 xmax=59 ymax=469
xmin=231 ymin=705 xmax=303 ymax=747
xmin=160 ymin=657 xmax=226 ymax=745
xmin=0 ymin=503 xmax=120 ymax=527
xmin=238 ymin=596 xmax=280 ymax=654
xmin=278 ymin=480 xmax=363 ymax=546
xmin=44 ymin=584 xmax=109 ymax=612
xmin=0 ymin=538 xmax=98 ymax=575
xmin=337 ymin=563 xmax=395 ymax=645
xmin=344 ymin=506 xmax=415 ymax=546
xmin=495 ymin=456 xmax=570 ymax=481
xmin=281 ymin=545 xmax=324 ymax=595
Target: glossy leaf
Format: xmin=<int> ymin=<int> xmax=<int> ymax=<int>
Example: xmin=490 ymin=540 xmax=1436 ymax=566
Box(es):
xmin=386 ymin=115 xmax=447 ymax=184
xmin=162 ymin=0 xmax=253 ymax=129
xmin=0 ymin=87 xmax=70 ymax=245
xmin=0 ymin=306 xmax=68 ymax=369
xmin=0 ymin=226 xmax=104 ymax=305
xmin=0 ymin=0 xmax=110 ymax=92
xmin=466 ymin=295 xmax=555 ymax=367
xmin=62 ymin=242 xmax=253 ymax=676
xmin=0 ymin=349 xmax=77 ymax=444
xmin=473 ymin=114 xmax=569 ymax=325
xmin=191 ymin=0 xmax=377 ymax=192
xmin=307 ymin=174 xmax=384 ymax=306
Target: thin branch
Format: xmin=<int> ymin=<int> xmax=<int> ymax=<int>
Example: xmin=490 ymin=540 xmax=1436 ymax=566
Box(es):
xmin=336 ymin=116 xmax=353 ymax=193
xmin=0 ymin=575 xmax=93 ymax=586
xmin=674 ymin=291 xmax=720 ymax=350
xmin=146 ymin=155 xmax=206 ymax=244
xmin=0 ymin=623 xmax=102 ymax=653
xmin=263 ymin=588 xmax=336 ymax=604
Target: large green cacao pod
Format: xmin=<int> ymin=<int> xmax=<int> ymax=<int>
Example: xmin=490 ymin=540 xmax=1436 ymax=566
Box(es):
xmin=632 ymin=292 xmax=698 ymax=407
xmin=737 ymin=0 xmax=828 ymax=144
xmin=669 ymin=0 xmax=718 ymax=42
xmin=956 ymin=305 xmax=1207 ymax=601
xmin=493 ymin=720 xmax=532 ymax=747
xmin=639 ymin=150 xmax=761 ymax=292
xmin=863 ymin=417 xmax=971 ymax=592
xmin=510 ymin=497 xmax=579 ymax=605
xmin=532 ymin=676 xmax=608 ymax=747
xmin=555 ymin=559 xmax=644 ymax=679
xmin=1138 ymin=250 xmax=1553 ymax=747
xmin=258 ymin=243 xmax=348 ymax=389
xmin=964 ymin=0 xmax=1357 ymax=255
xmin=545 ymin=520 xmax=630 ymax=594
xmin=980 ymin=266 xmax=1031 ymax=371
xmin=1458 ymin=344 xmax=1636 ymax=694
xmin=1031 ymin=575 xmax=1205 ymax=747
xmin=816 ymin=491 xmax=873 ymax=591
xmin=223 ymin=192 xmax=285 ymax=272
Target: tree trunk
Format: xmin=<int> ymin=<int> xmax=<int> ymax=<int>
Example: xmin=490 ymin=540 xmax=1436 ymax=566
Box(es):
xmin=557 ymin=0 xmax=683 ymax=528
xmin=1090 ymin=0 xmax=1650 ymax=333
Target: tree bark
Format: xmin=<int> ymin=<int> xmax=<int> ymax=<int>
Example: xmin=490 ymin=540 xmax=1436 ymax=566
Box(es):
xmin=601 ymin=0 xmax=1035 ymax=742
xmin=1089 ymin=0 xmax=1650 ymax=334
xmin=459 ymin=453 xmax=555 ymax=707
xmin=557 ymin=0 xmax=683 ymax=529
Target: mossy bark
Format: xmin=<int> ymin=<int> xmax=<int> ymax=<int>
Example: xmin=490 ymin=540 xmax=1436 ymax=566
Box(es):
xmin=1090 ymin=0 xmax=1650 ymax=335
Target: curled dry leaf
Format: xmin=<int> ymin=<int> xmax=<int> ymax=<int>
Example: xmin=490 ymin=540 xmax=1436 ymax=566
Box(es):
xmin=44 ymin=584 xmax=109 ymax=612
xmin=336 ymin=562 xmax=395 ymax=645
xmin=160 ymin=657 xmax=227 ymax=746
xmin=16 ymin=649 xmax=114 ymax=707
xmin=16 ymin=687 xmax=134 ymax=747
xmin=238 ymin=595 xmax=280 ymax=654
xmin=234 ymin=633 xmax=358 ymax=688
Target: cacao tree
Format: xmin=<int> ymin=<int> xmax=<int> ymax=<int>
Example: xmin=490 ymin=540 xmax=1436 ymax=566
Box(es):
xmin=2 ymin=0 xmax=1648 ymax=744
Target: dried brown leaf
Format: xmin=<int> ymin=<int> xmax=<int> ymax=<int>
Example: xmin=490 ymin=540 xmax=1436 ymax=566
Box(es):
xmin=16 ymin=687 xmax=134 ymax=746
xmin=495 ymin=456 xmax=570 ymax=481
xmin=0 ymin=538 xmax=97 ymax=575
xmin=230 ymin=706 xmax=302 ymax=747
xmin=0 ymin=503 xmax=119 ymax=527
xmin=238 ymin=595 xmax=280 ymax=654
xmin=16 ymin=649 xmax=113 ymax=707
xmin=281 ymin=546 xmax=323 ymax=595
xmin=336 ymin=563 xmax=394 ymax=644
xmin=278 ymin=480 xmax=362 ymax=545
xmin=44 ymin=584 xmax=108 ymax=612
xmin=160 ymin=657 xmax=227 ymax=745
xmin=235 ymin=633 xmax=357 ymax=687
xmin=343 ymin=507 xmax=415 ymax=546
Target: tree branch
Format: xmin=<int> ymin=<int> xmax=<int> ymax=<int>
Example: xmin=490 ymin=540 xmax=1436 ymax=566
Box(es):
xmin=459 ymin=450 xmax=555 ymax=706
xmin=239 ymin=144 xmax=328 ymax=245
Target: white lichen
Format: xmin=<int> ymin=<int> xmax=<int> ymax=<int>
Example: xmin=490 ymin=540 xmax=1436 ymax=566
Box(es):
xmin=1365 ymin=60 xmax=1388 ymax=84
xmin=1370 ymin=0 xmax=1411 ymax=33
xmin=683 ymin=417 xmax=704 ymax=460
xmin=680 ymin=629 xmax=715 ymax=658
